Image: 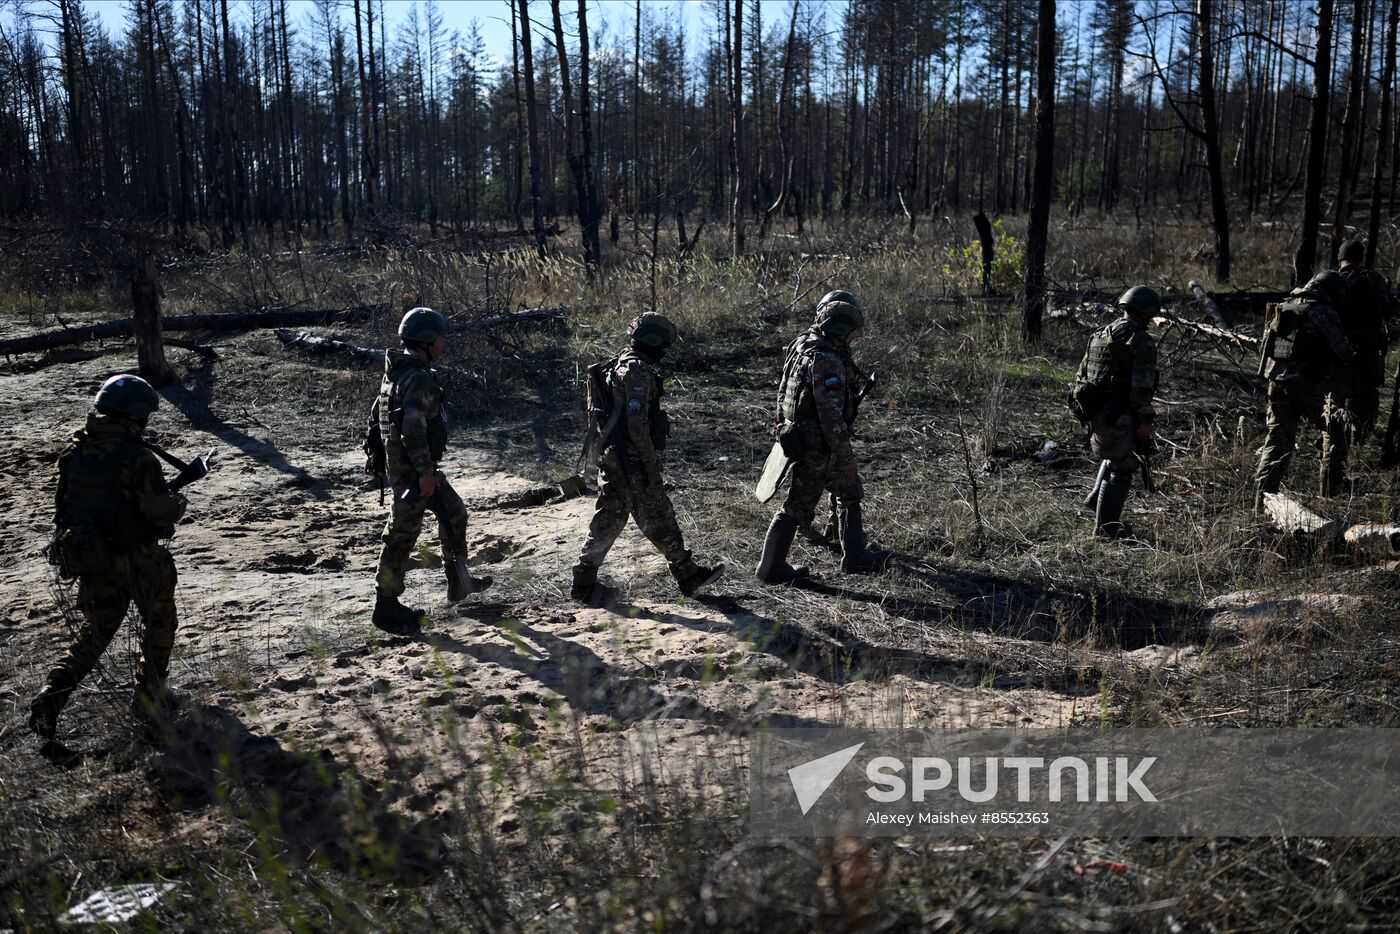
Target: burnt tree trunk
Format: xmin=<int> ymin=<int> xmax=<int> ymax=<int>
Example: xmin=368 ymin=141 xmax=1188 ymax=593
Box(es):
xmin=1366 ymin=0 xmax=1398 ymax=265
xmin=1294 ymin=0 xmax=1334 ymax=284
xmin=1197 ymin=0 xmax=1232 ymax=283
xmin=132 ymin=254 xmax=174 ymax=386
xmin=1023 ymin=0 xmax=1055 ymax=341
xmin=518 ymin=0 xmax=548 ymax=260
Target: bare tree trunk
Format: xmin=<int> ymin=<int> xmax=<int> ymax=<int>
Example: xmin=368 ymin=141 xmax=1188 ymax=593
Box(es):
xmin=132 ymin=254 xmax=174 ymax=386
xmin=352 ymin=0 xmax=382 ymax=223
xmin=1294 ymin=0 xmax=1334 ymax=284
xmin=577 ymin=1 xmax=602 ymax=273
xmin=728 ymin=0 xmax=745 ymax=258
xmin=1330 ymin=0 xmax=1367 ymax=256
xmin=550 ymin=0 xmax=599 ymax=279
xmin=1197 ymin=0 xmax=1232 ymax=282
xmin=517 ymin=0 xmax=548 ymax=259
xmin=760 ymin=0 xmax=801 ymax=239
xmin=1366 ymin=0 xmax=1397 ymax=265
xmin=1023 ymin=0 xmax=1055 ymax=342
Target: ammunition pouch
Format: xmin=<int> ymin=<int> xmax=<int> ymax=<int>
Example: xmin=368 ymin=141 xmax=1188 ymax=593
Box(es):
xmin=778 ymin=422 xmax=808 ymax=458
xmin=1264 ymin=302 xmax=1303 ymax=363
xmin=45 ymin=526 xmax=110 ymax=579
xmin=1067 ymin=380 xmax=1106 ymax=424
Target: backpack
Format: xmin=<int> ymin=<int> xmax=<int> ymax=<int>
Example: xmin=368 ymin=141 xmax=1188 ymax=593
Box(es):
xmin=577 ymin=355 xmax=622 ymax=473
xmin=1261 ymin=300 xmax=1305 ymax=364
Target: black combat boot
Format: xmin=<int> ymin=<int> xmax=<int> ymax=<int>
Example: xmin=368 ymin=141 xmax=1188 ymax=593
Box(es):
xmin=674 ymin=561 xmax=725 ymax=597
xmin=132 ymin=648 xmax=175 ymax=734
xmin=373 ymin=590 xmax=422 ymax=635
xmin=446 ymin=557 xmax=493 ymax=603
xmin=756 ymin=513 xmax=811 ymax=585
xmin=839 ymin=502 xmax=890 ymax=574
xmin=570 ymin=563 xmax=606 ymax=603
xmin=28 ymin=686 xmax=69 ymax=741
xmin=1094 ymin=471 xmax=1134 ymax=539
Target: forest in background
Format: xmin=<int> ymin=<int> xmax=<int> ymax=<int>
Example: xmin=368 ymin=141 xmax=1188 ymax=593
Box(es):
xmin=0 ymin=0 xmax=1396 ymax=294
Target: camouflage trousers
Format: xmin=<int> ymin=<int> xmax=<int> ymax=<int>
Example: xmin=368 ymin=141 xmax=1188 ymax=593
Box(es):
xmin=375 ymin=470 xmax=469 ymax=598
xmin=781 ymin=436 xmax=863 ymax=537
xmin=1346 ymin=386 xmax=1379 ymax=446
xmin=576 ymin=448 xmax=698 ymax=577
xmin=43 ymin=544 xmax=178 ymax=707
xmin=1254 ymin=381 xmax=1351 ymax=496
xmin=1089 ymin=411 xmax=1141 ymax=476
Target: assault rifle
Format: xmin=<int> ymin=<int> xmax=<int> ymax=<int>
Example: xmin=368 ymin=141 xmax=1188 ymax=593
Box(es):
xmin=142 ymin=441 xmax=214 ymax=493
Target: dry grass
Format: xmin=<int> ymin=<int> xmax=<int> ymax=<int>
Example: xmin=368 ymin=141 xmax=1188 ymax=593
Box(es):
xmin=2 ymin=212 xmax=1399 ymax=930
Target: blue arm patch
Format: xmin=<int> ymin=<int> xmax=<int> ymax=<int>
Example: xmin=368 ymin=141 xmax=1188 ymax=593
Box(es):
xmin=627 ymin=399 xmax=643 ymax=414
xmin=823 ymin=375 xmax=843 ymax=390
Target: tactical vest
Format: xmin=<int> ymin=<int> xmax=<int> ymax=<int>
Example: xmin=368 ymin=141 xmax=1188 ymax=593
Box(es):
xmin=56 ymin=434 xmax=145 ymax=551
xmin=378 ymin=354 xmax=449 ymax=470
xmin=610 ymin=350 xmax=669 ymax=451
xmin=777 ymin=331 xmax=857 ymax=426
xmin=1077 ymin=318 xmax=1140 ymax=414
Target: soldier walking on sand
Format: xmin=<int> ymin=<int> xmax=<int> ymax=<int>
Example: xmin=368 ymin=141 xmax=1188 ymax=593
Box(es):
xmin=1335 ymin=239 xmax=1396 ymax=444
xmin=30 ymin=375 xmax=190 ymax=740
xmin=1254 ymin=272 xmax=1358 ymax=505
xmin=756 ymin=291 xmax=889 ymax=584
xmin=1070 ymin=286 xmax=1160 ymax=539
xmin=368 ymin=308 xmax=491 ymax=635
xmin=570 ymin=313 xmax=724 ymax=601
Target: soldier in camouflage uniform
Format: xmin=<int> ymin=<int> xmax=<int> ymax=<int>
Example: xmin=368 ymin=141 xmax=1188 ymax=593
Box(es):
xmin=370 ymin=308 xmax=491 ymax=634
xmin=1254 ymin=271 xmax=1358 ymax=505
xmin=570 ymin=313 xmax=724 ymax=601
xmin=1072 ymin=286 xmax=1160 ymax=539
xmin=1335 ymin=239 xmax=1396 ymax=444
xmin=29 ymin=375 xmax=187 ymax=740
xmin=756 ymin=291 xmax=888 ymax=583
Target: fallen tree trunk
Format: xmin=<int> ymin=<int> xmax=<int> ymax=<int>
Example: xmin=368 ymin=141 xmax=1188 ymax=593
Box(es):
xmin=0 ymin=305 xmax=383 ymax=356
xmin=1262 ymin=492 xmax=1342 ymax=538
xmin=1188 ymin=279 xmax=1231 ymax=328
xmin=1263 ymin=492 xmax=1400 ymax=560
xmin=276 ymin=306 xmax=584 ymax=362
xmin=0 ymin=304 xmax=581 ymax=357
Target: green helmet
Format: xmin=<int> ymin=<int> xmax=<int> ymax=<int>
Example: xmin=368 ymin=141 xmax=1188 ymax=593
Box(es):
xmin=94 ymin=373 xmax=160 ymax=422
xmin=1302 ymin=271 xmax=1346 ymax=305
xmin=398 ymin=307 xmax=449 ymax=344
xmin=1117 ymin=285 xmax=1161 ymax=318
xmin=817 ymin=290 xmax=861 ymax=312
xmin=629 ymin=312 xmax=677 ymax=349
xmin=814 ymin=300 xmax=863 ymax=336
xmin=1338 ymin=239 xmax=1365 ymax=264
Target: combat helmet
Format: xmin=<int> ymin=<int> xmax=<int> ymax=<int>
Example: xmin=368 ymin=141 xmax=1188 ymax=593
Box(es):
xmin=814 ymin=300 xmax=863 ymax=336
xmin=399 ymin=307 xmax=449 ymax=345
xmin=1338 ymin=240 xmax=1365 ymax=264
xmin=1117 ymin=285 xmax=1161 ymax=318
xmin=94 ymin=374 xmax=160 ymax=422
xmin=817 ymin=290 xmax=861 ymax=313
xmin=1301 ymin=271 xmax=1346 ymax=305
xmin=629 ymin=312 xmax=677 ymax=349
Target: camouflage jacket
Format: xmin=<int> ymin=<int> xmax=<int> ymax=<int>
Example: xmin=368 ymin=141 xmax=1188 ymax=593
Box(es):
xmin=606 ymin=348 xmax=668 ymax=479
xmin=1076 ymin=316 xmax=1158 ymax=422
xmin=374 ymin=349 xmax=448 ymax=479
xmin=777 ymin=327 xmax=860 ymax=468
xmin=55 ymin=412 xmax=185 ymax=551
xmin=1263 ymin=298 xmax=1357 ymax=388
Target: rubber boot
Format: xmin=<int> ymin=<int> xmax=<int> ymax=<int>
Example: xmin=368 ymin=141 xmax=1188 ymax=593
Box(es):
xmin=756 ymin=513 xmax=811 ymax=584
xmin=571 ymin=563 xmax=603 ymax=603
xmin=1094 ymin=471 xmax=1133 ymax=539
xmin=373 ymin=590 xmax=421 ymax=635
xmin=839 ymin=502 xmax=890 ymax=574
xmin=446 ymin=557 xmax=492 ymax=603
xmin=674 ymin=561 xmax=725 ymax=597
